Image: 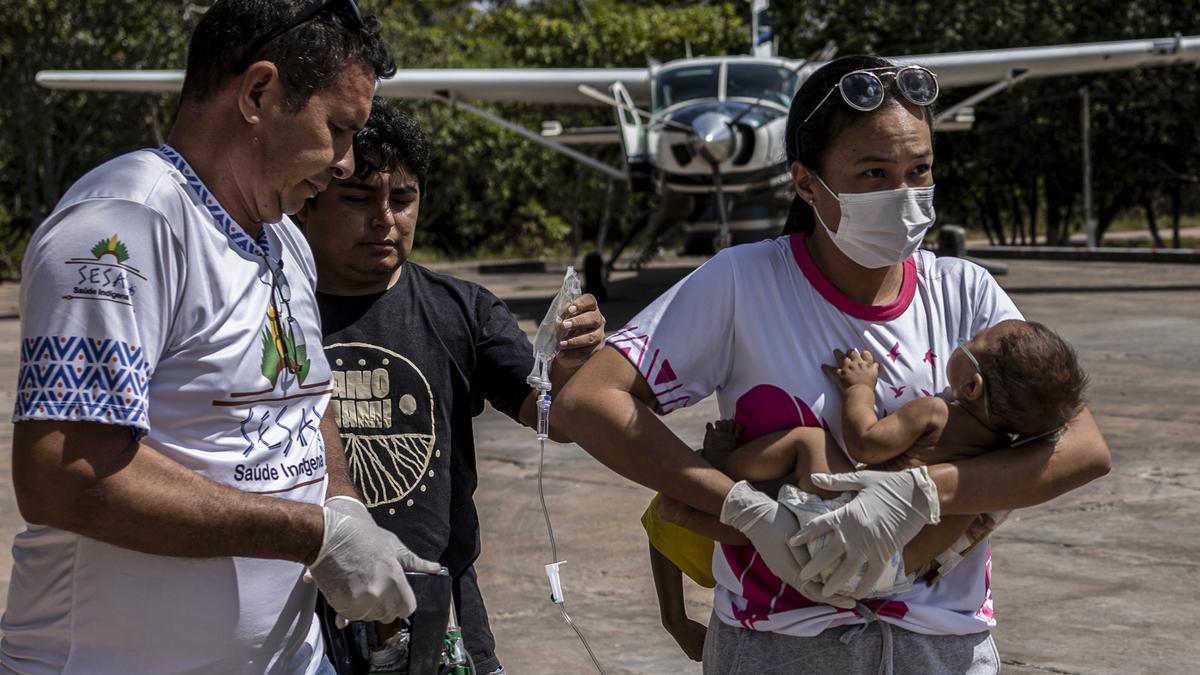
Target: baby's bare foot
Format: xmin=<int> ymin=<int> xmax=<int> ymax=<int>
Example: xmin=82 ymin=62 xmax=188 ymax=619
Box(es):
xmin=701 ymin=419 xmax=743 ymax=467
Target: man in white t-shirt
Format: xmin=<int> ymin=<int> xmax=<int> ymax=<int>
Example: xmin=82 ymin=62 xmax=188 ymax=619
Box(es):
xmin=2 ymin=2 xmax=436 ymax=673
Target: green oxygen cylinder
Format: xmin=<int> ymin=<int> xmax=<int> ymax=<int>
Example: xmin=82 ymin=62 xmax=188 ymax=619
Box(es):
xmin=444 ymin=624 xmax=469 ymax=675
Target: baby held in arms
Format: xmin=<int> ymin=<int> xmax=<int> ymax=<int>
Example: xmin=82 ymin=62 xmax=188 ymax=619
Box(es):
xmin=655 ymin=319 xmax=1089 ymax=613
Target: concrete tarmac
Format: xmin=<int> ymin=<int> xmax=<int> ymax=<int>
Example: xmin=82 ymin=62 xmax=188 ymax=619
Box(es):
xmin=1 ymin=254 xmax=1198 ymax=673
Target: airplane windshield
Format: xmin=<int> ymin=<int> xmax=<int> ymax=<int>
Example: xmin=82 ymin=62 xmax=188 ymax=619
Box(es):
xmin=725 ymin=63 xmax=798 ymax=107
xmin=654 ymin=65 xmax=720 ymax=111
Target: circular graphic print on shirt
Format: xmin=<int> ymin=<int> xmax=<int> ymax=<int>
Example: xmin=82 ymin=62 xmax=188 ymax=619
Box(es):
xmin=325 ymin=342 xmax=436 ymax=508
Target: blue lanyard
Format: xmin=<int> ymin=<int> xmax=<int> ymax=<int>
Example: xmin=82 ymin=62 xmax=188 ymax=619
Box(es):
xmin=156 ymin=144 xmax=274 ymax=260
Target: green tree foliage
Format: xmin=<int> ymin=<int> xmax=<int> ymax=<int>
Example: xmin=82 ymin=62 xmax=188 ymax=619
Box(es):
xmin=1 ymin=0 xmax=1197 ymax=278
xmin=0 ymin=0 xmax=746 ymax=268
xmin=0 ymin=0 xmax=193 ymax=274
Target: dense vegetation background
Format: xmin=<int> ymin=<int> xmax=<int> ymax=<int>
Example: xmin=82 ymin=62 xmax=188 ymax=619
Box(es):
xmin=1 ymin=0 xmax=1197 ymax=275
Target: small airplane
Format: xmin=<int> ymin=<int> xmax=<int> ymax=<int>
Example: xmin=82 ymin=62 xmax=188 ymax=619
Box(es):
xmin=35 ymin=0 xmax=1200 ymax=298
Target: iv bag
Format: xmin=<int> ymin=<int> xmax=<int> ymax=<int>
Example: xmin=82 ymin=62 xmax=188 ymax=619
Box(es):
xmin=527 ymin=266 xmax=582 ymax=390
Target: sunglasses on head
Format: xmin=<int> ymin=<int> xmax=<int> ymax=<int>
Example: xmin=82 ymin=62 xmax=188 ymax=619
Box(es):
xmin=235 ymin=0 xmax=364 ymax=73
xmin=800 ymin=65 xmax=939 ymax=129
xmin=264 ymin=255 xmax=307 ymax=376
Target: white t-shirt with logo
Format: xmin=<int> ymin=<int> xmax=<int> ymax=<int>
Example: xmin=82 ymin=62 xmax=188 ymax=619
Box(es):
xmin=607 ymin=235 xmax=1021 ymax=637
xmin=3 ymin=146 xmax=332 ymax=674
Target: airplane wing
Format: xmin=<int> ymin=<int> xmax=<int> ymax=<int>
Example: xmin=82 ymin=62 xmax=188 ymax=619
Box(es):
xmin=35 ymin=68 xmax=652 ymax=105
xmin=34 ymin=70 xmax=184 ymax=93
xmin=377 ymin=68 xmax=650 ymax=104
xmin=34 ymin=35 xmax=1199 ymax=101
xmin=886 ymin=35 xmax=1200 ymax=87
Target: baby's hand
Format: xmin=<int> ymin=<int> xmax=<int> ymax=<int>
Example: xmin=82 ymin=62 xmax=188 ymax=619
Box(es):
xmin=701 ymin=419 xmax=743 ymax=469
xmin=666 ymin=615 xmax=707 ymax=662
xmin=821 ymin=348 xmax=878 ymax=391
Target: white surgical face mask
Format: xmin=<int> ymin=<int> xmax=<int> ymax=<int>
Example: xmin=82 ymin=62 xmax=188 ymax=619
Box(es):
xmin=811 ymin=174 xmax=936 ymax=269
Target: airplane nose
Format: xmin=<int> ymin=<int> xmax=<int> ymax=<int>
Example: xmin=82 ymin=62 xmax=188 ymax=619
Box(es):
xmin=690 ymin=112 xmax=737 ymax=164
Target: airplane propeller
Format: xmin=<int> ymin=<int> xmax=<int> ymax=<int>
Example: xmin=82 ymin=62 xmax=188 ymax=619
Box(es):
xmin=689 ymin=111 xmax=738 ymax=164
xmin=689 ymin=111 xmax=737 ymax=249
xmin=580 ymin=58 xmax=821 ymax=254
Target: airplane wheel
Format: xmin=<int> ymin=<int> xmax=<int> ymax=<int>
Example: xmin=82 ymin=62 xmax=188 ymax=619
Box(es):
xmin=583 ymin=251 xmax=607 ymax=302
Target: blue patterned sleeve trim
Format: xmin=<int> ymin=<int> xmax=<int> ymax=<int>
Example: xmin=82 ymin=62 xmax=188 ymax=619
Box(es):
xmin=14 ymin=335 xmax=151 ymax=431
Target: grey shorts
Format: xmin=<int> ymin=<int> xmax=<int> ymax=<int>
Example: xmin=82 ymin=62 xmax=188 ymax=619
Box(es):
xmin=702 ymin=612 xmax=1000 ymax=675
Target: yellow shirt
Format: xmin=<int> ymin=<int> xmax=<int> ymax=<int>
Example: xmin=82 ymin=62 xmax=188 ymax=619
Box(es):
xmin=641 ymin=494 xmax=716 ymax=589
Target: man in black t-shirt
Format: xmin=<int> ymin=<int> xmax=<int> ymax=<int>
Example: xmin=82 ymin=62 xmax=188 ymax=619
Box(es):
xmin=296 ymin=97 xmax=606 ymax=674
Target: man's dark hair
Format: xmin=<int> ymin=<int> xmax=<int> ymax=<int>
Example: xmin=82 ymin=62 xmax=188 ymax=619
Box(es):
xmin=782 ymin=55 xmax=936 ymax=235
xmin=351 ymin=97 xmax=431 ymax=195
xmin=977 ymin=321 xmax=1089 ymax=439
xmin=180 ymin=0 xmax=395 ymax=111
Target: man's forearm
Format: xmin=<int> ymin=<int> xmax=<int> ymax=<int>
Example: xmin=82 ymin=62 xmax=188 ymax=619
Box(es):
xmin=321 ymin=408 xmax=360 ymax=500
xmin=927 ymin=406 xmax=1111 ymax=514
xmin=15 ymin=421 xmax=325 ymax=564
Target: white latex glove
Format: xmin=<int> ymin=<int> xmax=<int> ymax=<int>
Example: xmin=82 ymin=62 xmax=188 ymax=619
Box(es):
xmin=308 ymin=496 xmax=441 ymax=623
xmin=791 ymin=467 xmax=941 ymax=598
xmin=720 ymin=481 xmax=856 ymax=609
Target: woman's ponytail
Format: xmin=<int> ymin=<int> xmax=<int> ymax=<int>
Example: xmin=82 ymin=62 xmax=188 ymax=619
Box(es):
xmin=782 ymin=194 xmax=815 ymax=235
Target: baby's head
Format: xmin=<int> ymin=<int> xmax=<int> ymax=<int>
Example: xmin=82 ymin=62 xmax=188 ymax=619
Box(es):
xmin=950 ymin=320 xmax=1088 ymax=440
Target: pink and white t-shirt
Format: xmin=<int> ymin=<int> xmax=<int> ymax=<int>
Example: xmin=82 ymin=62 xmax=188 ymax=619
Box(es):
xmin=607 ymin=234 xmax=1021 ymax=637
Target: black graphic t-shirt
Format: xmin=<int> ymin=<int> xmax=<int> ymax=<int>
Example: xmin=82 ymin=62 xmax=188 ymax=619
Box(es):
xmin=318 ymin=263 xmax=534 ymax=577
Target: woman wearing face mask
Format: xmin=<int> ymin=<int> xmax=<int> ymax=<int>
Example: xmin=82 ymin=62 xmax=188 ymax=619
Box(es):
xmin=554 ymin=55 xmax=1110 ymax=673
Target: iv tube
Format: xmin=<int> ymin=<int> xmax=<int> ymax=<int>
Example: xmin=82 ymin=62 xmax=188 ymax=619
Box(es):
xmin=538 ymin=432 xmax=607 ymax=675
xmin=531 ymin=266 xmax=606 ymax=674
